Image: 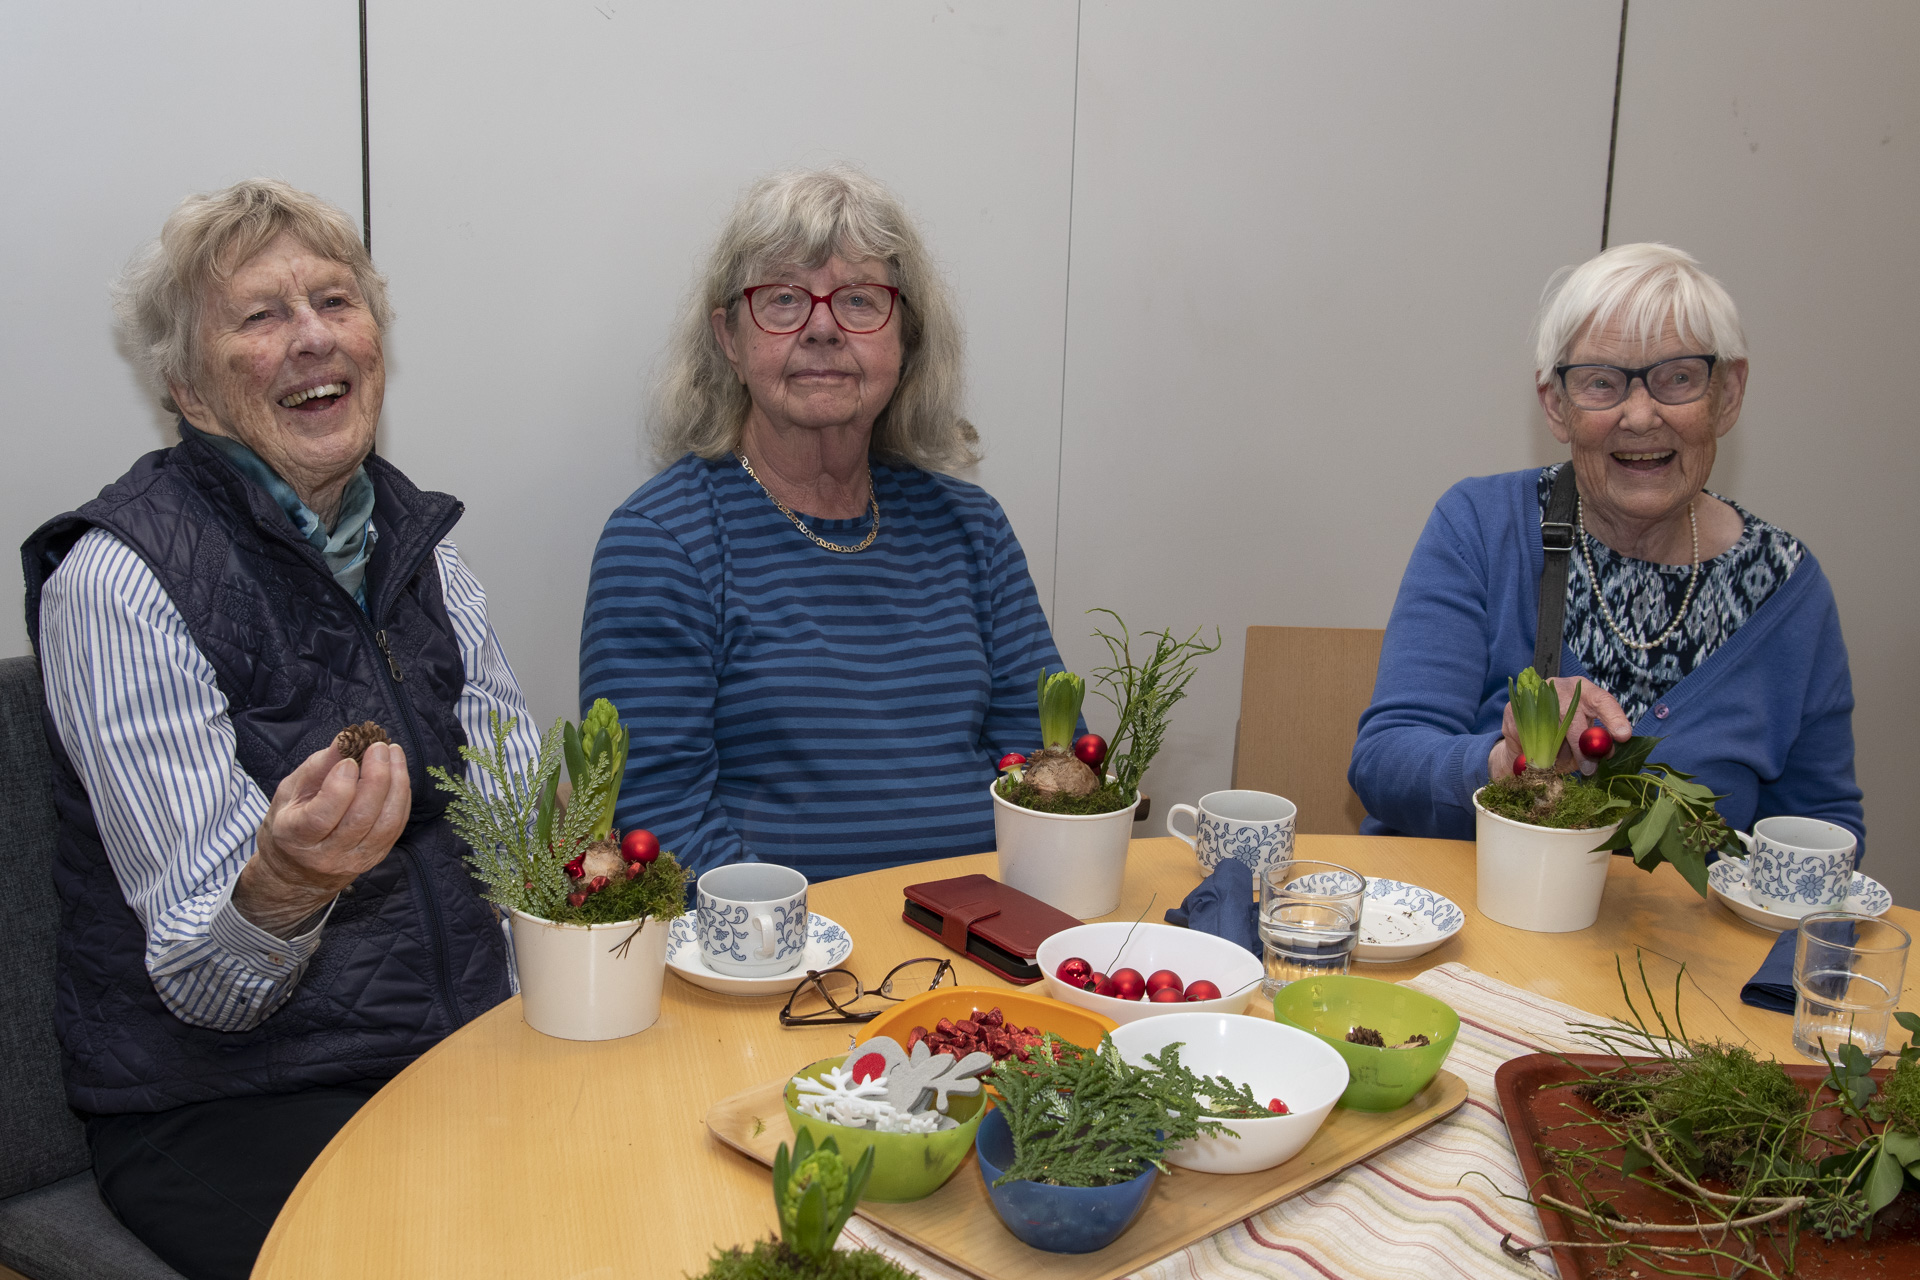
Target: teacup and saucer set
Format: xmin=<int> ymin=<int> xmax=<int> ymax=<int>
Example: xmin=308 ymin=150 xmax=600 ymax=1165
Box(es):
xmin=666 ymin=863 xmax=854 ymax=994
xmin=1708 ymin=815 xmax=1890 ymax=933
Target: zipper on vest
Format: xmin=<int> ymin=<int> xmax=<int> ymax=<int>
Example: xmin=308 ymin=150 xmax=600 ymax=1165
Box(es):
xmin=375 ymin=630 xmax=404 ymax=682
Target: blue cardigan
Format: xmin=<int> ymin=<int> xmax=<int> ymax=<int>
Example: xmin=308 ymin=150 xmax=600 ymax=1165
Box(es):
xmin=1348 ymin=469 xmax=1865 ymax=861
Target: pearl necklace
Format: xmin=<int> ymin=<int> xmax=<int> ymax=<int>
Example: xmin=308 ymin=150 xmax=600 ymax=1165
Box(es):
xmin=736 ymin=452 xmax=879 ymax=554
xmin=1576 ymin=495 xmax=1699 ymax=652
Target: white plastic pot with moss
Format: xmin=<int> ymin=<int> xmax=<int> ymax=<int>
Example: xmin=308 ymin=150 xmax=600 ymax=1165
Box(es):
xmin=991 ymin=783 xmax=1140 ymax=918
xmin=509 ymin=910 xmax=669 ymax=1040
xmin=1471 ymin=788 xmax=1622 ymax=933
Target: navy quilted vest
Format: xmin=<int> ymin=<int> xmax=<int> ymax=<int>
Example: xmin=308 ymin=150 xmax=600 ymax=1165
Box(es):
xmin=21 ymin=430 xmax=510 ymax=1115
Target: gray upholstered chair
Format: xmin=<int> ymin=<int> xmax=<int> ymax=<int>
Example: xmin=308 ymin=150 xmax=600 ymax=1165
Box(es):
xmin=0 ymin=655 xmax=183 ymax=1280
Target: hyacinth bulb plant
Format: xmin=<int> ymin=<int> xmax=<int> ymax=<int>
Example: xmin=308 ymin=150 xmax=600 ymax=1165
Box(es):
xmin=696 ymin=1131 xmax=912 ymax=1280
xmin=1478 ymin=667 xmax=1740 ymax=898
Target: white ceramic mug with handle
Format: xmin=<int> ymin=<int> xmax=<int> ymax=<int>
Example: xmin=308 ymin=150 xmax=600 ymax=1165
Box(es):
xmin=696 ymin=863 xmax=809 ymax=976
xmin=1166 ymin=790 xmax=1298 ymax=880
xmin=1736 ymin=816 xmax=1857 ymax=919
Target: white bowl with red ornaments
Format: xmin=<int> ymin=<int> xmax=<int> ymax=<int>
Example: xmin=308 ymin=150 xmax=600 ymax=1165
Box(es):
xmin=1034 ymin=921 xmax=1263 ymax=1024
xmin=1107 ymin=1012 xmax=1349 ymax=1173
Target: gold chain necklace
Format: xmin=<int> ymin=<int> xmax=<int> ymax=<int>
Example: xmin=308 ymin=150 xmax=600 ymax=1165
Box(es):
xmin=1576 ymin=495 xmax=1699 ymax=652
xmin=735 ymin=452 xmax=879 ymax=554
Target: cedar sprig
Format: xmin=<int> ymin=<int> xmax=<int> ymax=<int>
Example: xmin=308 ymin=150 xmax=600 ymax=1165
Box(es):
xmin=1141 ymin=1041 xmax=1276 ymax=1119
xmin=1086 ymin=610 xmax=1221 ymax=800
xmin=987 ymin=1035 xmax=1233 ymax=1187
xmin=430 ymin=712 xmax=574 ymax=918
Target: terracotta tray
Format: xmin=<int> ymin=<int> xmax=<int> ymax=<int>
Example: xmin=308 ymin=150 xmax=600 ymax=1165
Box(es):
xmin=706 ymin=1069 xmax=1466 ymax=1280
xmin=1496 ymin=1053 xmax=1920 ymax=1279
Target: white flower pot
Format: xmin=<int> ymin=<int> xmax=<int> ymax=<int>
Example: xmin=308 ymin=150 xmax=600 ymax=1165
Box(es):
xmin=509 ymin=910 xmax=669 ymax=1040
xmin=991 ymin=782 xmax=1139 ymax=918
xmin=1472 ymin=788 xmax=1622 ymax=934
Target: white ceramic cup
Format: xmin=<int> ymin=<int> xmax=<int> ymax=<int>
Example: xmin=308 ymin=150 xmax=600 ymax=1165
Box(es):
xmin=1736 ymin=816 xmax=1857 ymax=919
xmin=1166 ymin=790 xmax=1298 ymax=880
xmin=695 ymin=863 xmax=809 ymax=976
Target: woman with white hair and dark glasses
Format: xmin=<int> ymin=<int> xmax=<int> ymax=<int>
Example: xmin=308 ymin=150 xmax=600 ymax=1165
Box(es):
xmin=1349 ymin=243 xmax=1864 ymax=857
xmin=580 ymin=166 xmax=1068 ymax=880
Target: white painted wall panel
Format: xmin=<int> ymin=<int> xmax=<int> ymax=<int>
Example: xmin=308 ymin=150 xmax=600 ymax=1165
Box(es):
xmin=0 ymin=2 xmax=363 ymax=659
xmin=365 ymin=0 xmax=1080 ymax=727
xmin=1609 ymin=1 xmax=1920 ymax=902
xmin=1051 ymin=2 xmax=1623 ymax=829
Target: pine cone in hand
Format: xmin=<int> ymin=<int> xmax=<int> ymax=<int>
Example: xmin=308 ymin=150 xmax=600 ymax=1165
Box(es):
xmin=333 ymin=721 xmax=392 ymax=763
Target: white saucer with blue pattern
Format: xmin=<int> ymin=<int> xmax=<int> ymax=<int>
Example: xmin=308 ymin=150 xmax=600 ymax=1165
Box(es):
xmin=666 ymin=912 xmax=853 ymax=995
xmin=1707 ymin=860 xmax=1892 ymax=933
xmin=1354 ymin=878 xmax=1466 ymax=963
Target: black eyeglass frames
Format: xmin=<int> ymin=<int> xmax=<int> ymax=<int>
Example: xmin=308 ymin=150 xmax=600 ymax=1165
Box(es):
xmin=778 ymin=957 xmax=956 ymax=1026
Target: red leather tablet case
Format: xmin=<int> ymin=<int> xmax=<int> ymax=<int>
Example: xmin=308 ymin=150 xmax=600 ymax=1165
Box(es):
xmin=900 ymin=874 xmax=1082 ymax=984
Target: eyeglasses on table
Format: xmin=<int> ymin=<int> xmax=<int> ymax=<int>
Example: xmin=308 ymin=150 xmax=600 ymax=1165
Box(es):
xmin=778 ymin=956 xmax=955 ymax=1026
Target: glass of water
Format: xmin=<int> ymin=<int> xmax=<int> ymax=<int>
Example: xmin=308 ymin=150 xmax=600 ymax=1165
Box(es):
xmin=1258 ymin=859 xmax=1366 ymax=996
xmin=1792 ymin=912 xmax=1911 ymax=1061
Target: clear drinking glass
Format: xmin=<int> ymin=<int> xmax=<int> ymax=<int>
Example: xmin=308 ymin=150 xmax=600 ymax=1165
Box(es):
xmin=1792 ymin=912 xmax=1911 ymax=1060
xmin=1258 ymin=859 xmax=1366 ymax=996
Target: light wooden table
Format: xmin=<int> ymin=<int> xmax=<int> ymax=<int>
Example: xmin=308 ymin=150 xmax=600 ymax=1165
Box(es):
xmin=251 ymin=835 xmax=1918 ymax=1280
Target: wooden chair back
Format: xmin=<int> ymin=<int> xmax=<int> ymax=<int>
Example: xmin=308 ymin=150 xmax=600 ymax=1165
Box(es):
xmin=1231 ymin=626 xmax=1385 ymax=836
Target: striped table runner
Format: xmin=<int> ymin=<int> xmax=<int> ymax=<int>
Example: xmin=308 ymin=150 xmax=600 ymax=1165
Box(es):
xmin=841 ymin=963 xmax=1633 ymax=1279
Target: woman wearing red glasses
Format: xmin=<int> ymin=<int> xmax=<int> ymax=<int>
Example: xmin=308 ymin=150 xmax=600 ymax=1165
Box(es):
xmin=580 ymin=166 xmax=1068 ymax=881
xmin=1350 ymin=243 xmax=1863 ymax=860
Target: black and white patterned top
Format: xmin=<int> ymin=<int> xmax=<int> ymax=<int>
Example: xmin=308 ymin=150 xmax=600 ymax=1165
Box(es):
xmin=1537 ymin=466 xmax=1804 ymax=724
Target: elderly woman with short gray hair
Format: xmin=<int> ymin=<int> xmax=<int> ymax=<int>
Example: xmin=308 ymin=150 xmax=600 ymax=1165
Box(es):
xmin=23 ymin=178 xmax=538 ymax=1279
xmin=580 ymin=166 xmax=1067 ymax=880
xmin=1350 ymin=243 xmax=1864 ymax=859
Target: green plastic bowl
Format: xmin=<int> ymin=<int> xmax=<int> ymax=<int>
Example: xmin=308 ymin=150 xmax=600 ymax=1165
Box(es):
xmin=1270 ymin=975 xmax=1459 ymax=1111
xmin=783 ymin=1058 xmax=986 ymax=1202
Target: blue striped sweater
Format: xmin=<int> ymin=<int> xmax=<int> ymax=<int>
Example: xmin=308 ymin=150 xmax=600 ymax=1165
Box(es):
xmin=579 ymin=454 xmax=1067 ymax=880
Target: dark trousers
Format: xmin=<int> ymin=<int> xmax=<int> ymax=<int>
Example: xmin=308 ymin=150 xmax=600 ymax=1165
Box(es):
xmin=87 ymin=1080 xmax=386 ymax=1280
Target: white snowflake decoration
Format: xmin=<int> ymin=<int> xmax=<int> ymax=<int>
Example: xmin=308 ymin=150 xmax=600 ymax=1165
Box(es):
xmin=792 ymin=1064 xmax=952 ymax=1133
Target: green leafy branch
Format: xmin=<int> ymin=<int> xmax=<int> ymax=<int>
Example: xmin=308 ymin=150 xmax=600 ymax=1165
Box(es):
xmin=1588 ymin=737 xmax=1742 ymax=899
xmin=1086 ymin=610 xmax=1221 ymax=800
xmin=430 ymin=712 xmax=570 ymax=918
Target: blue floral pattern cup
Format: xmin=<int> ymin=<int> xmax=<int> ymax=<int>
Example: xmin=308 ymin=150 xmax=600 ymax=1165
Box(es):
xmin=1166 ymin=790 xmax=1298 ymax=881
xmin=695 ymin=863 xmax=809 ymax=976
xmin=1737 ymin=816 xmax=1858 ymax=920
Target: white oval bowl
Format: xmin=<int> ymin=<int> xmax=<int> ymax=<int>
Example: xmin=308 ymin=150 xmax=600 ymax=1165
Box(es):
xmin=1108 ymin=1012 xmax=1349 ymax=1173
xmin=1035 ymin=922 xmax=1264 ymax=1025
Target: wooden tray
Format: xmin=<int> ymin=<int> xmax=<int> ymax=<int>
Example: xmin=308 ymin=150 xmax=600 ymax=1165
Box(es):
xmin=706 ymin=1069 xmax=1466 ymax=1280
xmin=1497 ymin=1053 xmax=1920 ymax=1279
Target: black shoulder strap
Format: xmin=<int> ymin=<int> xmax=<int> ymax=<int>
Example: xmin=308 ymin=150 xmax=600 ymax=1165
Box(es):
xmin=1534 ymin=462 xmax=1579 ymax=677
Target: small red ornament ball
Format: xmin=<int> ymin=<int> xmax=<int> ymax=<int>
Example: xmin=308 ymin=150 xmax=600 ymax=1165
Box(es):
xmin=1145 ymin=969 xmax=1183 ymax=995
xmin=1183 ymin=979 xmax=1222 ymax=1002
xmin=588 ymin=874 xmax=610 ymax=893
xmin=1108 ymin=967 xmax=1147 ymax=1001
xmin=1268 ymin=1098 xmax=1291 ymax=1115
xmin=1149 ymin=986 xmax=1185 ymax=1003
xmin=620 ymin=828 xmax=660 ymax=865
xmin=1578 ymin=726 xmax=1615 ymax=760
xmin=564 ymin=854 xmax=586 ymax=879
xmin=625 ymin=861 xmax=644 ymax=880
xmin=567 ymin=891 xmax=588 ymax=908
xmin=851 ymin=1052 xmax=888 ymax=1084
xmin=1056 ymin=956 xmax=1093 ymax=986
xmin=997 ymin=752 xmax=1028 ymax=772
xmin=1089 ymin=971 xmax=1114 ymax=996
xmin=1073 ymin=734 xmax=1108 ymax=768
xmin=1511 ymin=753 xmax=1527 ymax=776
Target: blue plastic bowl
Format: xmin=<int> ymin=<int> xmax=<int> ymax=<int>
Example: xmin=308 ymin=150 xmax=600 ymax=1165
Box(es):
xmin=974 ymin=1108 xmax=1159 ymax=1253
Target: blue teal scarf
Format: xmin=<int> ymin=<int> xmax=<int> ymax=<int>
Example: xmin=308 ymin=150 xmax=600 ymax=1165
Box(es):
xmin=185 ymin=423 xmax=377 ymax=608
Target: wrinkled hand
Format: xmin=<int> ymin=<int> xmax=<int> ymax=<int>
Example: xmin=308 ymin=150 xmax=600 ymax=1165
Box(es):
xmin=1489 ymin=676 xmax=1632 ymax=782
xmin=234 ymin=741 xmax=409 ymax=936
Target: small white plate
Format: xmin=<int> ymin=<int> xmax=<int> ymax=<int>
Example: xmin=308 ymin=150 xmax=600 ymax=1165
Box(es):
xmin=1354 ymin=879 xmax=1465 ymax=963
xmin=1707 ymin=860 xmax=1892 ymax=933
xmin=666 ymin=912 xmax=853 ymax=995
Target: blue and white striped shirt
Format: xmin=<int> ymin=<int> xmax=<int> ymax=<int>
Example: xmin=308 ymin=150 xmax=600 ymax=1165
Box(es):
xmin=38 ymin=527 xmax=542 ymax=1032
xmin=580 ymin=454 xmax=1066 ymax=881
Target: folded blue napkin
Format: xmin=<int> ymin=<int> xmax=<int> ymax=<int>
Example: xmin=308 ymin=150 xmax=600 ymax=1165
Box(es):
xmin=1740 ymin=927 xmax=1797 ymax=1013
xmin=1165 ymin=859 xmax=1260 ymax=956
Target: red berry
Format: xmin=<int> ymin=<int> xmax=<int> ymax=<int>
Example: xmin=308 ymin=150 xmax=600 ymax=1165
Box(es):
xmin=1108 ymin=968 xmax=1147 ymax=1001
xmin=567 ymin=891 xmax=588 ymax=908
xmin=1183 ymin=979 xmax=1222 ymax=1002
xmin=1268 ymin=1098 xmax=1290 ymax=1115
xmin=1073 ymin=734 xmax=1108 ymax=768
xmin=851 ymin=1052 xmax=888 ymax=1084
xmin=1149 ymin=986 xmax=1185 ymax=1003
xmin=1056 ymin=957 xmax=1093 ymax=986
xmin=589 ymin=874 xmax=609 ymax=893
xmin=620 ymin=829 xmax=660 ymax=864
xmin=1145 ymin=969 xmax=1183 ymax=995
xmin=564 ymin=855 xmax=586 ymax=879
xmin=1578 ymin=726 xmax=1614 ymax=760
xmin=997 ymin=752 xmax=1028 ymax=772
xmin=1511 ymin=753 xmax=1527 ymax=776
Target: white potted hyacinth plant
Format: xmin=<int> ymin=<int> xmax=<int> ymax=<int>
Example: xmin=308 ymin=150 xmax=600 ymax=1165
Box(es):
xmin=992 ymin=611 xmax=1219 ymax=918
xmin=431 ymin=699 xmax=689 ymax=1040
